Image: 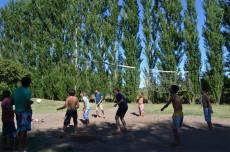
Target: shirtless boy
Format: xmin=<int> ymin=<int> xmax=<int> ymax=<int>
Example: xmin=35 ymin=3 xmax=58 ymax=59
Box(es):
xmin=57 ymin=89 xmax=79 ymax=134
xmin=161 ymin=85 xmax=183 ymax=148
xmin=138 ymin=92 xmax=144 ymax=117
xmin=201 ymin=87 xmax=213 ymax=132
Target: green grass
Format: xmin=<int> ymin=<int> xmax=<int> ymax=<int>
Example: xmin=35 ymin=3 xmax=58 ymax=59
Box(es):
xmin=32 ymin=98 xmax=115 ymax=114
xmin=132 ymin=103 xmax=230 ymax=119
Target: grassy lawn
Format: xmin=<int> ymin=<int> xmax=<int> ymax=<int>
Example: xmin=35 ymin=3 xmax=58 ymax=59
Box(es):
xmin=31 ymin=98 xmax=230 ymax=118
xmin=141 ymin=103 xmax=230 ymax=119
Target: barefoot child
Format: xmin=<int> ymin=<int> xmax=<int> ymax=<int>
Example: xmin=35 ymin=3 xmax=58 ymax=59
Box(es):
xmin=80 ymin=91 xmax=91 ymax=125
xmin=201 ymin=87 xmax=213 ymax=132
xmin=113 ymin=87 xmax=128 ymax=134
xmin=138 ymin=92 xmax=144 ymax=117
xmin=161 ymin=85 xmax=183 ymax=148
xmin=57 ymin=89 xmax=79 ymax=134
xmin=1 ymin=90 xmax=16 ymax=150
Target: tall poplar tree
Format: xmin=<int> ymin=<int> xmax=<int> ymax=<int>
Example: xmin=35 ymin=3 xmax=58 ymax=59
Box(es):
xmin=221 ymin=0 xmax=230 ymax=74
xmin=157 ymin=0 xmax=183 ymax=71
xmin=184 ymin=0 xmax=201 ymax=103
xmin=141 ymin=0 xmax=158 ymax=103
xmin=203 ymin=0 xmax=225 ymax=103
xmin=105 ymin=0 xmax=121 ymax=95
xmin=121 ymin=0 xmax=142 ymax=102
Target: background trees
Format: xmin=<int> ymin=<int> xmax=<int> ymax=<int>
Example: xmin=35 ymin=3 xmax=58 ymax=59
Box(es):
xmin=0 ymin=0 xmax=229 ymax=104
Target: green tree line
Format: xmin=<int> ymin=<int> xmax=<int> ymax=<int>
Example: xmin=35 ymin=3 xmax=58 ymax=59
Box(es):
xmin=0 ymin=0 xmax=229 ymax=103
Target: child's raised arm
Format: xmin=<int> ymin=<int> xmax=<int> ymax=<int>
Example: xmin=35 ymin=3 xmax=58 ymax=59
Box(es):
xmin=161 ymin=97 xmax=173 ymax=111
xmin=56 ymin=99 xmax=67 ymax=110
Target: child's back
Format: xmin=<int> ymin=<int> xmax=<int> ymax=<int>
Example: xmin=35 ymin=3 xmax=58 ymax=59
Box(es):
xmin=66 ymin=96 xmax=79 ymax=110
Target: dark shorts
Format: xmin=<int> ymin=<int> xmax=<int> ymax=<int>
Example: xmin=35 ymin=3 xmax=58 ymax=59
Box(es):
xmin=16 ymin=111 xmax=32 ymax=132
xmin=64 ymin=109 xmax=78 ymax=125
xmin=116 ymin=107 xmax=128 ymax=118
xmin=2 ymin=122 xmax=16 ymax=138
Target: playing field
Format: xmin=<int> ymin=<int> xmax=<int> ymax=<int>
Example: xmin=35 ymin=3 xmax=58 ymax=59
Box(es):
xmin=0 ymin=99 xmax=230 ymax=152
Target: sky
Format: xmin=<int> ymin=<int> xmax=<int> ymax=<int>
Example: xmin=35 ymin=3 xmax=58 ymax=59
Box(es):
xmin=0 ymin=0 xmax=211 ymax=88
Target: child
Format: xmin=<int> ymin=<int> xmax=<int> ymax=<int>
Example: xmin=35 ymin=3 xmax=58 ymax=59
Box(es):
xmin=80 ymin=91 xmax=91 ymax=125
xmin=95 ymin=88 xmax=105 ymax=118
xmin=138 ymin=92 xmax=144 ymax=117
xmin=57 ymin=89 xmax=79 ymax=134
xmin=1 ymin=90 xmax=16 ymax=150
xmin=113 ymin=87 xmax=128 ymax=134
xmin=161 ymin=85 xmax=183 ymax=148
xmin=201 ymin=87 xmax=213 ymax=132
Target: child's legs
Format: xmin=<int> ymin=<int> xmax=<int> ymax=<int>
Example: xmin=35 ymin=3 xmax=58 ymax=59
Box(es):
xmin=140 ymin=104 xmax=144 ymax=116
xmin=138 ymin=105 xmax=141 ymax=116
xmin=2 ymin=136 xmax=8 ymax=148
xmin=10 ymin=137 xmax=14 ymax=149
xmin=172 ymin=129 xmax=181 ymax=146
xmin=16 ymin=131 xmax=21 ymax=150
xmin=115 ymin=115 xmax=121 ymax=131
xmin=63 ymin=125 xmax=68 ymax=133
xmin=19 ymin=131 xmax=27 ymax=152
xmin=120 ymin=116 xmax=127 ymax=130
xmin=207 ymin=121 xmax=213 ymax=131
xmin=74 ymin=124 xmax=77 ymax=133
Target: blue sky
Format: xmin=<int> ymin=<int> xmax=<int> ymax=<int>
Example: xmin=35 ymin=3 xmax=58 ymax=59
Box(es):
xmin=0 ymin=0 xmax=211 ymax=88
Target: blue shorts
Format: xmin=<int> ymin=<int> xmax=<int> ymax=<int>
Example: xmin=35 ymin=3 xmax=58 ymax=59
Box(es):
xmin=171 ymin=111 xmax=183 ymax=130
xmin=16 ymin=111 xmax=32 ymax=132
xmin=2 ymin=122 xmax=16 ymax=138
xmin=204 ymin=107 xmax=211 ymax=122
xmin=83 ymin=108 xmax=90 ymax=119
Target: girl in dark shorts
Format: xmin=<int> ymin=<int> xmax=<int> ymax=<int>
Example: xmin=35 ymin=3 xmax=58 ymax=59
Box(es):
xmin=113 ymin=88 xmax=128 ymax=134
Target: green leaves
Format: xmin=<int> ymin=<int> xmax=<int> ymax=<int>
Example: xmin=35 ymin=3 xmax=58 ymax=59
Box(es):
xmin=203 ymin=0 xmax=224 ymax=103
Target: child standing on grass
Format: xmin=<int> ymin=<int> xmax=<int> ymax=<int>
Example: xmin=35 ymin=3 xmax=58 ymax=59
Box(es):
xmin=201 ymin=87 xmax=213 ymax=132
xmin=80 ymin=91 xmax=91 ymax=125
xmin=138 ymin=92 xmax=144 ymax=117
xmin=1 ymin=90 xmax=16 ymax=150
xmin=161 ymin=85 xmax=183 ymax=148
xmin=57 ymin=89 xmax=79 ymax=135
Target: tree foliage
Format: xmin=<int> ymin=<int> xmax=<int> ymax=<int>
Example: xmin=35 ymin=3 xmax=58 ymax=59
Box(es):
xmin=203 ymin=0 xmax=225 ymax=103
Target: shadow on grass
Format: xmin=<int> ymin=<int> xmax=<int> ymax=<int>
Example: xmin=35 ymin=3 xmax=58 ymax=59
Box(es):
xmin=1 ymin=121 xmax=230 ymax=152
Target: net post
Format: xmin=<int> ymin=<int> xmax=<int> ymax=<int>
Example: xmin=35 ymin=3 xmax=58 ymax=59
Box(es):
xmin=199 ymin=67 xmax=203 ymax=107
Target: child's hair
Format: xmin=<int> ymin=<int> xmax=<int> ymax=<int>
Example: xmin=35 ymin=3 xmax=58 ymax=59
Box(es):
xmin=171 ymin=85 xmax=179 ymax=93
xmin=21 ymin=77 xmax=31 ymax=87
xmin=2 ymin=90 xmax=10 ymax=98
xmin=202 ymin=87 xmax=209 ymax=93
xmin=81 ymin=91 xmax=87 ymax=96
xmin=114 ymin=87 xmax=120 ymax=92
xmin=68 ymin=89 xmax=75 ymax=96
xmin=139 ymin=92 xmax=143 ymax=97
xmin=95 ymin=88 xmax=99 ymax=92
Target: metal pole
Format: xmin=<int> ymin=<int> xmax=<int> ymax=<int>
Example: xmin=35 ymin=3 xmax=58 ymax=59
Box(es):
xmin=199 ymin=67 xmax=203 ymax=107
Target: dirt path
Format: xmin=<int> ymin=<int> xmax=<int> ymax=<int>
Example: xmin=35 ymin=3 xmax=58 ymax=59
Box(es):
xmin=31 ymin=106 xmax=230 ymax=152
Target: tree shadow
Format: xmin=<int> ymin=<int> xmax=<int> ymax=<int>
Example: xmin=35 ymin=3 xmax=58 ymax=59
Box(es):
xmin=9 ymin=120 xmax=228 ymax=152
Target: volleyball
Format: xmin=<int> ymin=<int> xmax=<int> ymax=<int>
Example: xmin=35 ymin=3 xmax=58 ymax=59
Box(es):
xmin=37 ymin=99 xmax=42 ymax=103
